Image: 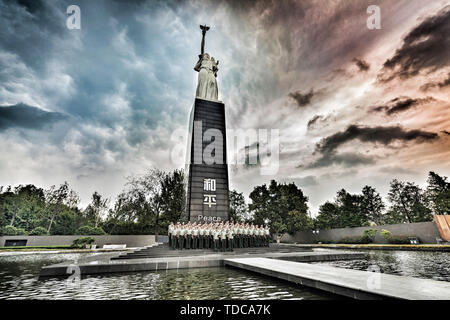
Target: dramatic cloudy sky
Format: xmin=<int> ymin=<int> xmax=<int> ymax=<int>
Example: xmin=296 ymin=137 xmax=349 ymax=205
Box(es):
xmin=0 ymin=0 xmax=449 ymax=215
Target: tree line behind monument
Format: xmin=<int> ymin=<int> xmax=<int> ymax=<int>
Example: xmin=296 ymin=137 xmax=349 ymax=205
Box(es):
xmin=0 ymin=170 xmax=448 ymax=239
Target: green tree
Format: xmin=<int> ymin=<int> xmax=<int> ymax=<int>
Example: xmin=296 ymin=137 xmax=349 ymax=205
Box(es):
xmin=315 ymin=202 xmax=339 ymax=230
xmin=158 ymin=169 xmax=185 ymax=232
xmin=229 ymin=190 xmax=248 ymax=223
xmin=110 ymin=168 xmax=165 ymax=236
xmin=360 ymin=185 xmax=385 ymax=225
xmin=0 ymin=185 xmax=46 ymax=231
xmin=249 ymin=180 xmax=309 ymax=236
xmin=51 ymin=207 xmax=85 ymax=235
xmin=286 ymin=210 xmax=313 ymax=234
xmin=386 ymin=179 xmax=432 ymax=223
xmin=84 ymin=191 xmax=109 ymax=228
xmin=426 ymin=171 xmax=450 ymax=215
xmin=334 ymin=189 xmax=368 ymax=228
xmin=45 ymin=181 xmax=70 ymax=234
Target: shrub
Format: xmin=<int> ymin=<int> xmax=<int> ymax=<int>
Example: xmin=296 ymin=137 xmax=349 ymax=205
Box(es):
xmin=386 ymin=235 xmax=413 ymax=244
xmin=338 ymin=236 xmax=372 ymax=244
xmin=29 ymin=226 xmax=49 ymax=236
xmin=380 ymin=229 xmax=392 ymax=239
xmin=71 ymin=237 xmax=95 ymax=248
xmin=362 ymin=228 xmax=377 ymax=241
xmin=0 ymin=225 xmax=28 ymax=236
xmin=76 ymin=225 xmax=106 ymax=235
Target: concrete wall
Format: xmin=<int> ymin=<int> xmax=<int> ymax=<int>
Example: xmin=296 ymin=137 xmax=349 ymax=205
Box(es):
xmin=0 ymin=235 xmax=156 ymax=248
xmin=281 ymin=221 xmax=441 ymax=244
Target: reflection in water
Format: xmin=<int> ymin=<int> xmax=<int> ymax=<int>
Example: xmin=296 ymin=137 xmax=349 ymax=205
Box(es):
xmin=0 ymin=253 xmax=335 ymax=300
xmin=312 ymin=250 xmax=450 ymax=282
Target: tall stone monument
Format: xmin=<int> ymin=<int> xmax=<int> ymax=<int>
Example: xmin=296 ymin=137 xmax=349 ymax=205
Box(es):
xmin=184 ymin=25 xmax=230 ymax=223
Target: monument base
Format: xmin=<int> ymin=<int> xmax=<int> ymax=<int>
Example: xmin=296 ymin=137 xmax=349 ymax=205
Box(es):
xmin=185 ymin=98 xmax=230 ymax=223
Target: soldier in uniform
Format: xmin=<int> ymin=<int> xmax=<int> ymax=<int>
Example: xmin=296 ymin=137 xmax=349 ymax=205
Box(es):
xmin=246 ymin=223 xmax=251 ymax=248
xmin=260 ymin=225 xmax=265 ymax=247
xmin=237 ymin=223 xmax=243 ymax=248
xmin=206 ymin=224 xmax=210 ymax=248
xmin=168 ymin=222 xmax=174 ymax=249
xmin=249 ymin=224 xmax=254 ymax=247
xmin=265 ymin=225 xmax=270 ymax=247
xmin=256 ymin=225 xmax=261 ymax=247
xmin=187 ymin=222 xmax=192 ymax=249
xmin=232 ymin=222 xmax=239 ymax=249
xmin=209 ymin=223 xmax=214 ymax=249
xmin=198 ymin=224 xmax=204 ymax=249
xmin=213 ymin=226 xmax=220 ymax=252
xmin=241 ymin=223 xmax=246 ymax=248
xmin=193 ymin=225 xmax=199 ymax=249
xmin=220 ymin=226 xmax=227 ymax=252
xmin=227 ymin=225 xmax=234 ymax=251
xmin=173 ymin=222 xmax=181 ymax=250
xmin=171 ymin=223 xmax=178 ymax=250
xmin=178 ymin=222 xmax=185 ymax=250
xmin=260 ymin=225 xmax=264 ymax=247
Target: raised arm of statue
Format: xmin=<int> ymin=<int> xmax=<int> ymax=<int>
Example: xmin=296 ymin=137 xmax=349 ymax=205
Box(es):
xmin=200 ymin=25 xmax=210 ymax=55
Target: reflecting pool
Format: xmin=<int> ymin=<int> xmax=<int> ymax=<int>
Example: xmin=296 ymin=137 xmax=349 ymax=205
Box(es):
xmin=0 ymin=253 xmax=336 ymax=300
xmin=312 ymin=249 xmax=450 ymax=282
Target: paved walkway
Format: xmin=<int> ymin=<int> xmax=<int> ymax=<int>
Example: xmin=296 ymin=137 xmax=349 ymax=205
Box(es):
xmin=224 ymin=257 xmax=450 ymax=300
xmin=279 ymin=243 xmax=450 ymax=251
xmin=39 ymin=244 xmax=365 ymax=277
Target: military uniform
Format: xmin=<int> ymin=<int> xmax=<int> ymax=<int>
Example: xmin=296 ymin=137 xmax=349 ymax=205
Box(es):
xmin=219 ymin=228 xmax=226 ymax=252
xmin=168 ymin=224 xmax=173 ymax=249
xmin=213 ymin=229 xmax=219 ymax=251
xmin=172 ymin=224 xmax=179 ymax=250
xmin=199 ymin=227 xmax=204 ymax=249
xmin=227 ymin=227 xmax=234 ymax=251
xmin=238 ymin=225 xmax=242 ymax=248
xmin=178 ymin=225 xmax=185 ymax=250
xmin=233 ymin=224 xmax=239 ymax=248
xmin=257 ymin=227 xmax=262 ymax=247
xmin=193 ymin=227 xmax=199 ymax=249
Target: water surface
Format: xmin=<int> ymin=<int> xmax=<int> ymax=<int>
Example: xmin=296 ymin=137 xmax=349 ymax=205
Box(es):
xmin=312 ymin=249 xmax=450 ymax=282
xmin=0 ymin=253 xmax=335 ymax=300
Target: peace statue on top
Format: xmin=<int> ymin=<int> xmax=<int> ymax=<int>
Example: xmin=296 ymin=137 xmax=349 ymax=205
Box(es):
xmin=194 ymin=25 xmax=219 ymax=101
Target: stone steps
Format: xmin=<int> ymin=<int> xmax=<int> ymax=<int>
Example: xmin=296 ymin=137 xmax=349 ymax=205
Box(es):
xmin=111 ymin=243 xmax=304 ymax=260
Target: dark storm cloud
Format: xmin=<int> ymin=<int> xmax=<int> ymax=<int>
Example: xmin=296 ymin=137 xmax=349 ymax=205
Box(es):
xmin=421 ymin=73 xmax=450 ymax=91
xmin=289 ymin=89 xmax=314 ymax=107
xmin=0 ymin=0 xmax=66 ymax=73
xmin=379 ymin=5 xmax=450 ymax=82
xmin=0 ymin=0 xmax=197 ymax=149
xmin=371 ymin=97 xmax=436 ymax=115
xmin=307 ymin=152 xmax=375 ymax=169
xmin=0 ymin=103 xmax=68 ymax=131
xmin=307 ymin=114 xmax=331 ymax=130
xmin=285 ymin=176 xmax=319 ymax=187
xmin=307 ymin=115 xmax=322 ymax=129
xmin=316 ymin=124 xmax=439 ymax=154
xmin=353 ymin=58 xmax=370 ymax=72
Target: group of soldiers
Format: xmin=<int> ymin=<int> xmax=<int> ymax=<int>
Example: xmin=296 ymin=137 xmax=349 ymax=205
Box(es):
xmin=168 ymin=221 xmax=270 ymax=251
